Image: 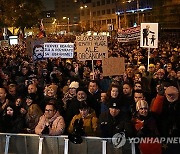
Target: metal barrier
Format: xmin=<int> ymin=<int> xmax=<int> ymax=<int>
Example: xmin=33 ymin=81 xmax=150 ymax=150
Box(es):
xmin=0 ymin=133 xmax=135 ymax=154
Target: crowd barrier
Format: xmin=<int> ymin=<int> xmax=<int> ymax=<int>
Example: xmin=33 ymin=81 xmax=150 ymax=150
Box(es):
xmin=0 ymin=133 xmax=135 ymax=154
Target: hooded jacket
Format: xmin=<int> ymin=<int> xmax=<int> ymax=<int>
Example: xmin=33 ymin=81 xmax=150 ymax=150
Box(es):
xmin=68 ymin=110 xmax=98 ymax=136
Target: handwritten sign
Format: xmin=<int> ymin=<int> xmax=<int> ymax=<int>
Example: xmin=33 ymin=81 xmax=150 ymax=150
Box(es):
xmin=44 ymin=43 xmax=74 ymax=58
xmin=76 ymin=35 xmax=108 ymax=61
xmin=102 ymin=57 xmax=125 ymax=76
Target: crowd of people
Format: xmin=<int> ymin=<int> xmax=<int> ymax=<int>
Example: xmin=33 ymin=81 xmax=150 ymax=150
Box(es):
xmin=0 ymin=33 xmax=179 ymax=153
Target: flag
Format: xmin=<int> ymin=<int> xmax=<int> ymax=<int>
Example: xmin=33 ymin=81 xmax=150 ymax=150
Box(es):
xmin=38 ymin=19 xmax=46 ymax=38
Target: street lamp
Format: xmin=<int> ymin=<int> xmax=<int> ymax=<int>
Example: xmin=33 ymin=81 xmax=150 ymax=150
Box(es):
xmin=137 ymin=0 xmax=140 ymax=25
xmin=63 ymin=17 xmax=70 ymax=33
xmin=116 ymin=12 xmax=121 ymax=29
xmin=52 ymin=18 xmax=57 ymax=34
xmin=80 ymin=5 xmax=92 ymax=31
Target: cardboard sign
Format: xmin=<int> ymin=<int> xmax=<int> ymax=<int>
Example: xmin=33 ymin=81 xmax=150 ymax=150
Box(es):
xmin=102 ymin=57 xmax=125 ymax=76
xmin=26 ymin=37 xmax=47 ymax=61
xmin=140 ymin=23 xmax=158 ymax=48
xmin=44 ymin=43 xmax=74 ymax=58
xmin=76 ymin=35 xmax=108 ymax=61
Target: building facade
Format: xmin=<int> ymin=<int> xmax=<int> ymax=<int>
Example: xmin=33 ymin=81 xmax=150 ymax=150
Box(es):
xmin=41 ymin=10 xmax=57 ymax=34
xmin=54 ymin=0 xmax=81 ymax=32
xmin=80 ymin=0 xmax=117 ymax=31
xmin=54 ymin=0 xmax=180 ymax=33
xmin=152 ymin=0 xmax=180 ymax=30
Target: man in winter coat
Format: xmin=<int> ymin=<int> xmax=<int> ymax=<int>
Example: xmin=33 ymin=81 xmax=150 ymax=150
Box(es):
xmin=98 ymin=98 xmax=134 ymax=138
xmin=151 ymin=85 xmax=180 ymax=137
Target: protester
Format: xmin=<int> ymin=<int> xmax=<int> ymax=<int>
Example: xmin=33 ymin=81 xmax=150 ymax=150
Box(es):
xmin=0 ymin=104 xmax=24 ymax=133
xmin=151 ymin=85 xmax=180 ymax=137
xmin=68 ymin=101 xmax=98 ymax=136
xmin=132 ymin=100 xmax=161 ymax=154
xmin=0 ymin=32 xmax=179 ymax=152
xmin=35 ymin=103 xmax=65 ymax=135
xmin=98 ymin=98 xmax=134 ymax=137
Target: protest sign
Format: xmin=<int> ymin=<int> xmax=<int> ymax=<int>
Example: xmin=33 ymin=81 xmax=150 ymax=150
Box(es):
xmin=44 ymin=43 xmax=74 ymax=58
xmin=140 ymin=23 xmax=158 ymax=48
xmin=117 ymin=26 xmax=140 ymax=42
xmin=26 ymin=37 xmax=47 ymax=61
xmin=76 ymin=35 xmax=108 ymax=61
xmin=102 ymin=57 xmax=125 ymax=76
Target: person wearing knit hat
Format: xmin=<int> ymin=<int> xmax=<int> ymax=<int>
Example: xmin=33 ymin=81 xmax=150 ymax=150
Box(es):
xmin=149 ymin=64 xmax=155 ymax=68
xmin=108 ymin=98 xmax=121 ymax=110
xmin=69 ymin=81 xmax=79 ymax=89
xmin=62 ymin=81 xmax=79 ymax=110
xmin=148 ymin=64 xmax=155 ymax=74
xmin=132 ymin=100 xmax=161 ymax=154
xmin=98 ymin=97 xmax=134 ymax=138
xmin=136 ymin=100 xmax=148 ymax=117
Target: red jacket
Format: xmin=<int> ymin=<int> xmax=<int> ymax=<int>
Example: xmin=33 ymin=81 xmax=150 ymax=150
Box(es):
xmin=150 ymin=95 xmax=165 ymax=114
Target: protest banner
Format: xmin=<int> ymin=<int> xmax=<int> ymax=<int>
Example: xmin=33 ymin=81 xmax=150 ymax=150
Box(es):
xmin=102 ymin=57 xmax=125 ymax=76
xmin=117 ymin=26 xmax=140 ymax=42
xmin=44 ymin=43 xmax=74 ymax=58
xmin=76 ymin=35 xmax=108 ymax=61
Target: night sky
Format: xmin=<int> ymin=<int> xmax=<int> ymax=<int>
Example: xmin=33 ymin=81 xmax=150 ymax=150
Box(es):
xmin=42 ymin=0 xmax=55 ymax=10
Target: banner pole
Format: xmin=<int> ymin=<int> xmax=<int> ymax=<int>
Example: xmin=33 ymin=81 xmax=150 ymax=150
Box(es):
xmin=147 ymin=48 xmax=150 ymax=71
xmin=92 ymin=60 xmax=95 ymax=80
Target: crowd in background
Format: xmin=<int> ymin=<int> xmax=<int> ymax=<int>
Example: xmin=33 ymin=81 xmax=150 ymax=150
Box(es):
xmin=0 ymin=33 xmax=179 ymax=153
